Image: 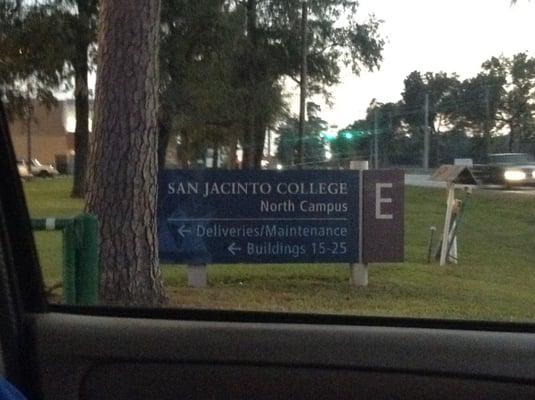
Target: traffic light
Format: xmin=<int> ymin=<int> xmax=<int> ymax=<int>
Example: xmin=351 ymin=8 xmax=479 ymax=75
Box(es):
xmin=320 ymin=131 xmax=338 ymax=141
xmin=321 ymin=129 xmax=370 ymax=141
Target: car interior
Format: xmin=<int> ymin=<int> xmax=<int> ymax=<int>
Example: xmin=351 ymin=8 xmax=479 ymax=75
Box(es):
xmin=2 ymin=99 xmax=535 ymax=399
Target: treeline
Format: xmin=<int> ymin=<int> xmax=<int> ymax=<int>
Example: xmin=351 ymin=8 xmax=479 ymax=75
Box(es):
xmin=1 ymin=0 xmax=384 ymax=184
xmin=329 ymin=53 xmax=535 ymax=167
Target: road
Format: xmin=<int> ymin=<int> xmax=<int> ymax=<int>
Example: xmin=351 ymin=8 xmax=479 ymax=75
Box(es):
xmin=405 ymin=174 xmax=535 ymax=196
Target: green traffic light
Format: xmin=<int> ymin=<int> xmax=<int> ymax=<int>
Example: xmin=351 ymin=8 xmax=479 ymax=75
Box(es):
xmin=321 ymin=131 xmax=338 ymax=141
xmin=321 ymin=129 xmax=369 ymax=141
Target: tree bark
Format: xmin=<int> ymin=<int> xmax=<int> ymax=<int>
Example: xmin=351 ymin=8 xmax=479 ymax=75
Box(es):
xmin=253 ymin=119 xmax=265 ymax=168
xmin=71 ymin=55 xmax=89 ymax=197
xmin=241 ymin=115 xmax=256 ymax=169
xmin=212 ymin=143 xmax=219 ymax=168
xmin=242 ymin=0 xmax=258 ymax=169
xmin=229 ymin=136 xmax=238 ymax=169
xmin=157 ymin=116 xmax=171 ymax=169
xmin=71 ymin=0 xmax=92 ymax=198
xmin=86 ymin=0 xmax=166 ymax=306
xmin=509 ymin=123 xmax=520 ymax=153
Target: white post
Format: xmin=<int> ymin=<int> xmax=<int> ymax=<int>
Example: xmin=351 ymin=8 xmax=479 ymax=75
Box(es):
xmin=187 ymin=264 xmax=207 ymax=288
xmin=350 ymin=160 xmax=368 ymax=287
xmin=447 ymin=215 xmax=459 ymax=264
xmin=440 ymin=183 xmax=455 ymax=266
xmin=450 ymin=237 xmax=458 ymax=264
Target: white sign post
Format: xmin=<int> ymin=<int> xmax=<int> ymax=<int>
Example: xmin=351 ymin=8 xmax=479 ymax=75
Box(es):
xmin=431 ymin=165 xmax=477 ymax=266
xmin=439 ymin=183 xmax=455 ymax=266
xmin=188 ymin=264 xmax=207 ymax=288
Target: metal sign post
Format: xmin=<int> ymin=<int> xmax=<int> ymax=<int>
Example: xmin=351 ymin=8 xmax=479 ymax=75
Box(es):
xmin=31 ymin=214 xmax=99 ymax=304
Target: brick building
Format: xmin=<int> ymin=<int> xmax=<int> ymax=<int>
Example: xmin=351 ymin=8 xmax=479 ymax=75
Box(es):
xmin=8 ymin=99 xmax=91 ymax=166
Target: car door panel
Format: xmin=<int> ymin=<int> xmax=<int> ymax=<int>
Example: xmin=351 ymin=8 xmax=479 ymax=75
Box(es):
xmin=80 ymin=364 xmax=535 ymax=400
xmin=31 ymin=312 xmax=535 ymax=399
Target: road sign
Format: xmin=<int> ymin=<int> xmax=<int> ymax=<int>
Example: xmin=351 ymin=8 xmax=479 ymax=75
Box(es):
xmin=362 ymin=170 xmax=404 ymax=263
xmin=158 ymin=170 xmax=360 ymax=264
xmin=158 ymin=169 xmax=404 ymax=265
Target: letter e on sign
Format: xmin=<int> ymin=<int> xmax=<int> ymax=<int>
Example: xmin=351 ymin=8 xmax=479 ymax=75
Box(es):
xmin=375 ymin=183 xmax=393 ymax=220
xmin=362 ymin=170 xmax=404 ymax=263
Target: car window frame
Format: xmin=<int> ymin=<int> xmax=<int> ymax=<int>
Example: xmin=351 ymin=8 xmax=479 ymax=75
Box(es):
xmin=2 ymin=99 xmax=535 ymax=336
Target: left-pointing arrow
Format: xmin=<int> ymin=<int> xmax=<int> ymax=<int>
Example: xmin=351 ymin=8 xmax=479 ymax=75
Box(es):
xmin=178 ymin=225 xmax=192 ymax=238
xmin=227 ymin=242 xmax=242 ymax=256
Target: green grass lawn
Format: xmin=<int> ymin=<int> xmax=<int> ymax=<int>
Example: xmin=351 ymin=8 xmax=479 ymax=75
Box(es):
xmin=23 ymin=177 xmax=535 ymax=322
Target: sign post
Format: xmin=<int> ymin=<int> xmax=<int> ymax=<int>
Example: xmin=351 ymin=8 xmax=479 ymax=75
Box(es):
xmin=187 ymin=264 xmax=207 ymax=288
xmin=431 ymin=165 xmax=477 ymax=266
xmin=439 ymin=182 xmax=455 ymax=266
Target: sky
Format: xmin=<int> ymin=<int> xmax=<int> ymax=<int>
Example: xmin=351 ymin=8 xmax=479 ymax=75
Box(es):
xmin=291 ymin=0 xmax=535 ymax=129
xmin=72 ymin=0 xmax=535 ymax=134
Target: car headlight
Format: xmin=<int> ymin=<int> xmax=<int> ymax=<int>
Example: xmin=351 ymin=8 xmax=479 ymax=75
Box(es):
xmin=504 ymin=170 xmax=526 ymax=181
xmin=532 ymin=170 xmax=535 ymax=179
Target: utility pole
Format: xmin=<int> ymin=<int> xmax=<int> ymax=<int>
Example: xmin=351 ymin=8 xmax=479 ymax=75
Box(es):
xmin=387 ymin=111 xmax=393 ymax=167
xmin=369 ymin=132 xmax=373 ymax=166
xmin=374 ymin=109 xmax=379 ymax=169
xmin=483 ymin=86 xmax=491 ymax=160
xmin=26 ymin=114 xmax=32 ymax=165
xmin=24 ymin=97 xmax=34 ymax=165
xmin=423 ymin=93 xmax=430 ymax=170
xmin=297 ymin=0 xmax=308 ymax=168
xmin=266 ymin=128 xmax=272 ymax=166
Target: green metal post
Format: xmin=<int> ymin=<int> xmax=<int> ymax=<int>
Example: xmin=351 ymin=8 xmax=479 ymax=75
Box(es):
xmin=74 ymin=214 xmax=99 ymax=305
xmin=62 ymin=221 xmax=77 ymax=304
xmin=33 ymin=215 xmax=99 ymax=305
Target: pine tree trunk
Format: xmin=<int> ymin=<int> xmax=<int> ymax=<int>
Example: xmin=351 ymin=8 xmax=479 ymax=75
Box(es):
xmin=253 ymin=119 xmax=265 ymax=168
xmin=509 ymin=126 xmax=520 ymax=153
xmin=71 ymin=59 xmax=89 ymax=198
xmin=86 ymin=0 xmax=166 ymax=306
xmin=212 ymin=143 xmax=219 ymax=169
xmin=157 ymin=116 xmax=171 ymax=169
xmin=242 ymin=0 xmax=258 ymax=169
xmin=242 ymin=114 xmax=256 ymax=169
xmin=71 ymin=0 xmax=91 ymax=198
xmin=229 ymin=136 xmax=238 ymax=169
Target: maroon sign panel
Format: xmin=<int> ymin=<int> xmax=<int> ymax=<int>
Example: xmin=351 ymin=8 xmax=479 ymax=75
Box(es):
xmin=362 ymin=170 xmax=404 ymax=263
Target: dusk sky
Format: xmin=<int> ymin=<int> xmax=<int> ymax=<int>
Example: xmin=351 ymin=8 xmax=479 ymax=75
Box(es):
xmin=290 ymin=0 xmax=535 ymax=129
xmin=77 ymin=1 xmax=535 ymax=134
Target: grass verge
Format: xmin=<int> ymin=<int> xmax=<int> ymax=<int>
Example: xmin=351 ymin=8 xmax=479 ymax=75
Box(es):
xmin=23 ymin=177 xmax=535 ymax=321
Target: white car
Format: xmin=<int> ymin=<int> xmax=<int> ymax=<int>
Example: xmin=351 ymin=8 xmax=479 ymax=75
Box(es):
xmin=16 ymin=160 xmax=33 ymax=180
xmin=29 ymin=159 xmax=59 ymax=178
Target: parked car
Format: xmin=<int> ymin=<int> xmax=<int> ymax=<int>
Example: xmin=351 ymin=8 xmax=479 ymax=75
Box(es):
xmin=16 ymin=160 xmax=33 ymax=180
xmin=471 ymin=153 xmax=535 ymax=188
xmin=29 ymin=158 xmax=59 ymax=177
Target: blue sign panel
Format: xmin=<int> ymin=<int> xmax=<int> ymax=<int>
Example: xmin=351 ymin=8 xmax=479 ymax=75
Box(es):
xmin=158 ymin=170 xmax=359 ymax=264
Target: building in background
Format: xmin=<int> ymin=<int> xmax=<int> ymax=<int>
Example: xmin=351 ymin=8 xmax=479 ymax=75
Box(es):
xmin=8 ymin=100 xmax=92 ymax=171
